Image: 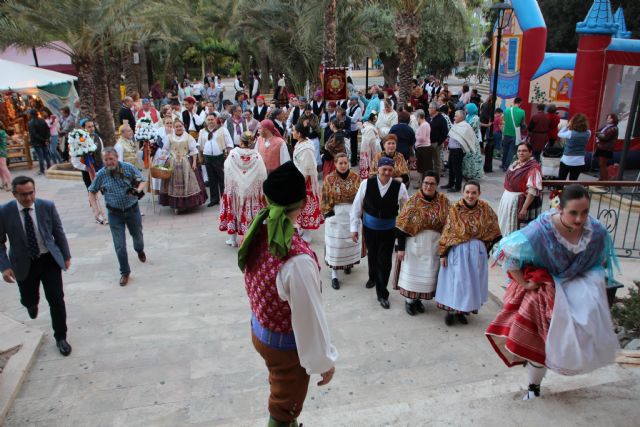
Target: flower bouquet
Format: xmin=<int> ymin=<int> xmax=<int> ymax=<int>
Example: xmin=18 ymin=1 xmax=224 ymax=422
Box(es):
xmin=135 ymin=117 xmax=158 ymax=168
xmin=68 ymin=129 xmax=100 ymax=179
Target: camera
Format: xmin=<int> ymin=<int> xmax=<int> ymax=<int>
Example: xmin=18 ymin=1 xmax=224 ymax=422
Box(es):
xmin=126 ymin=179 xmax=145 ymax=200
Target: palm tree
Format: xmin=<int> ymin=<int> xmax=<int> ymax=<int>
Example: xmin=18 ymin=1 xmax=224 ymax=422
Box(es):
xmin=323 ymin=0 xmax=337 ymax=68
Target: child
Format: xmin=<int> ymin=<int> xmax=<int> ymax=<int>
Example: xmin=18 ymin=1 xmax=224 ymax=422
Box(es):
xmin=493 ymin=108 xmax=504 ymax=159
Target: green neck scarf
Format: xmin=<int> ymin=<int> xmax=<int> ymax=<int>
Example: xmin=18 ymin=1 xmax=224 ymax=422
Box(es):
xmin=237 ymin=198 xmax=303 ymax=271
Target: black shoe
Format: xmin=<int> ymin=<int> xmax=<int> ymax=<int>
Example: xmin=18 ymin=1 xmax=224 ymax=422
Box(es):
xmin=331 ymin=278 xmax=340 ymax=290
xmin=378 ymin=297 xmax=390 ymax=309
xmin=56 ymin=339 xmax=72 ymax=356
xmin=27 ymin=305 xmax=38 ymax=319
xmin=440 ymin=184 xmax=453 ymax=190
xmin=413 ymin=300 xmax=425 ymax=313
xmin=207 ymin=201 xmax=219 ymax=207
xmin=365 ymin=280 xmax=375 ymax=289
xmin=456 ymin=313 xmax=468 ymax=324
xmin=344 ymin=268 xmax=352 ymax=275
xmin=445 ymin=313 xmax=455 ymax=326
xmin=448 ymin=187 xmax=460 ymax=193
xmin=405 ymin=301 xmax=416 ymax=316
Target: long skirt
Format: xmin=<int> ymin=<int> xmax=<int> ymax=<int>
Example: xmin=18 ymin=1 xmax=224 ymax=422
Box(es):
xmin=324 ymin=204 xmax=360 ymax=270
xmin=462 ymin=143 xmax=484 ymax=180
xmin=497 ymin=190 xmax=541 ymax=238
xmin=393 ymin=229 xmax=440 ymax=300
xmin=219 ymin=192 xmax=265 ymax=236
xmin=298 ymin=178 xmax=324 ymax=230
xmin=486 ymin=268 xmax=618 ymax=375
xmin=359 ymin=152 xmax=373 ymax=180
xmin=159 ymin=156 xmax=208 ymax=209
xmin=435 ymin=239 xmax=488 ymax=313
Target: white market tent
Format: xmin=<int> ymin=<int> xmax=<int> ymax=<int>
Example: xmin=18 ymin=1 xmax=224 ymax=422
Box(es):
xmin=0 ymin=58 xmax=77 ymax=91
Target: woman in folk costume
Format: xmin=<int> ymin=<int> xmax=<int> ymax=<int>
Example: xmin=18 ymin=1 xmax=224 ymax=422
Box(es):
xmin=238 ymin=161 xmax=337 ymax=427
xmin=486 ymin=184 xmax=619 ymax=401
xmin=359 ymin=112 xmax=381 ymax=180
xmin=219 ymin=131 xmax=267 ymax=247
xmin=461 ymin=103 xmax=484 ymax=180
xmin=158 ymin=119 xmax=208 ymax=212
xmin=151 ymin=116 xmax=173 ymax=193
xmin=321 ymin=118 xmax=347 ymax=177
xmin=436 ymin=180 xmax=501 ymax=325
xmin=292 ymin=120 xmax=324 ymax=241
xmin=370 ymin=134 xmax=410 ymax=185
xmin=114 ymin=123 xmax=141 ymax=168
xmin=256 ymin=119 xmax=290 ymax=174
xmin=497 ymin=142 xmax=542 ymax=237
xmin=375 ymin=99 xmax=398 ymax=139
xmin=393 ymin=171 xmax=449 ymax=316
xmin=321 ymin=153 xmax=361 ymax=290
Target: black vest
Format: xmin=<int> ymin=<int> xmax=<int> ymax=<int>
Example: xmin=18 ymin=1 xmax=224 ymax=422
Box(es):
xmin=312 ymin=100 xmax=325 ymax=116
xmin=253 ymin=105 xmax=268 ymax=121
xmin=291 ymin=107 xmax=301 ymax=126
xmin=363 ymin=177 xmax=401 ymax=219
xmin=274 ymin=120 xmax=285 ymax=136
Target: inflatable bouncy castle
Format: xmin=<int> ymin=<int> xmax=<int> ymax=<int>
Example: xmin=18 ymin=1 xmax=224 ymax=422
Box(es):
xmin=491 ymin=0 xmax=640 ymax=167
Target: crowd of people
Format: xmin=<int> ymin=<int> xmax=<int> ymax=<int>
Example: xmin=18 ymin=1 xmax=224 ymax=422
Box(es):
xmin=0 ymin=71 xmax=626 ymax=427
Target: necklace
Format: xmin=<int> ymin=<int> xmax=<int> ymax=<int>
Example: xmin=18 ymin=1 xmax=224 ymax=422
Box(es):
xmin=559 ymin=216 xmax=574 ymax=232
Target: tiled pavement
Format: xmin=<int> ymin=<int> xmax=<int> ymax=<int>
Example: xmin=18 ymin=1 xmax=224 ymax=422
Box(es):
xmin=0 ymin=166 xmax=638 ymax=426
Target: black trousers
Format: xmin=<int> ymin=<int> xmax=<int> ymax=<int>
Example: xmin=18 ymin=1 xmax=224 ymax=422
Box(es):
xmin=204 ymin=154 xmax=225 ymax=203
xmin=17 ymin=253 xmax=67 ymax=340
xmin=448 ymin=148 xmax=465 ymax=190
xmin=350 ymin=130 xmax=359 ymax=166
xmin=363 ymin=226 xmax=396 ymax=300
xmin=559 ymin=161 xmax=582 ymax=181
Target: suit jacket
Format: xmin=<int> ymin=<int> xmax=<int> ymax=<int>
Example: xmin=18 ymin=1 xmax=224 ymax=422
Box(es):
xmin=119 ymin=106 xmax=136 ymax=128
xmin=0 ymin=199 xmax=71 ymax=281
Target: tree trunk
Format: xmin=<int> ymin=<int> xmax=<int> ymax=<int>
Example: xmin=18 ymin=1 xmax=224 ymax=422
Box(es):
xmin=73 ymin=55 xmax=97 ymax=120
xmin=106 ymin=48 xmax=122 ymax=124
xmin=93 ymin=49 xmax=117 ymax=146
xmin=257 ymin=44 xmax=270 ymax=95
xmin=379 ymin=52 xmax=399 ymax=89
xmin=137 ymin=43 xmax=150 ymax=96
xmin=395 ymin=11 xmax=421 ymax=109
xmin=323 ymin=0 xmax=337 ymax=68
xmin=122 ymin=46 xmax=138 ymax=96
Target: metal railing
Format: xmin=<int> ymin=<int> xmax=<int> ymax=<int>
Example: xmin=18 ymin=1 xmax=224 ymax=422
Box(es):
xmin=541 ymin=181 xmax=640 ymax=259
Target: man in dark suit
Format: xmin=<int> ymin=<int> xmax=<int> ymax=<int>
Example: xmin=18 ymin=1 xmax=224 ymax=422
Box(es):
xmin=118 ymin=96 xmax=136 ymax=129
xmin=0 ymin=176 xmax=72 ymax=356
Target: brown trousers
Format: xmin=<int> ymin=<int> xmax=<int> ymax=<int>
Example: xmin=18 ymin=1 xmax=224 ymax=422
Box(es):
xmin=252 ymin=333 xmax=310 ymax=423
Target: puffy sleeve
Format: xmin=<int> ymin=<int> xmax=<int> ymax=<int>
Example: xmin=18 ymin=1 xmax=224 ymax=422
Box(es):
xmin=276 ymin=254 xmax=338 ymax=375
xmin=492 ymin=230 xmax=538 ymax=272
xmin=187 ymin=135 xmax=198 ymax=155
xmin=526 ymin=166 xmax=543 ymax=196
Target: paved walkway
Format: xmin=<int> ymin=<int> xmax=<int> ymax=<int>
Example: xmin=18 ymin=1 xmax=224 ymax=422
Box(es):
xmin=0 ymin=163 xmax=638 ymax=426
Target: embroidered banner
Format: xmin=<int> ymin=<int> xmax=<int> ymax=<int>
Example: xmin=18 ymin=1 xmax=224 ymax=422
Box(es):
xmin=324 ymin=68 xmax=347 ymax=101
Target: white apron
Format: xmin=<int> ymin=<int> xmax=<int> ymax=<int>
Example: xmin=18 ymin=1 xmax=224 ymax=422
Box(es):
xmin=497 ymin=190 xmax=520 ymax=238
xmin=398 ymin=229 xmax=440 ymax=294
xmin=324 ymin=204 xmax=360 ymax=269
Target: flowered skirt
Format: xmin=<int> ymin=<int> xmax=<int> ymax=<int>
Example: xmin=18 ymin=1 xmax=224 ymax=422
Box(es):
xmin=359 ymin=153 xmax=372 ymax=180
xmin=298 ymin=178 xmax=324 ymax=230
xmin=159 ymin=156 xmax=208 ymax=209
xmin=219 ymin=193 xmax=265 ymax=236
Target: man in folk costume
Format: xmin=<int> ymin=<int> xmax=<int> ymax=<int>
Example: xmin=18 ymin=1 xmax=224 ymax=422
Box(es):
xmin=238 ymin=161 xmax=337 ymax=427
xmin=346 ymin=96 xmax=362 ymax=166
xmin=271 ymin=108 xmax=287 ymax=140
xmin=181 ymin=96 xmax=205 ymax=139
xmin=320 ymin=101 xmax=337 ymax=143
xmin=321 ymin=153 xmax=361 ymax=290
xmin=253 ymin=95 xmax=269 ymax=121
xmin=256 ymin=119 xmax=290 ymax=174
xmin=226 ymin=105 xmax=248 ymax=147
xmin=198 ymin=113 xmax=234 ymax=207
xmin=114 ymin=124 xmax=141 ymax=169
xmin=220 ymin=131 xmax=267 ymax=246
xmin=350 ymin=156 xmax=409 ymax=309
xmin=311 ymin=90 xmax=325 ymax=116
xmin=393 ymin=171 xmax=449 ymax=315
xmin=137 ymin=99 xmax=160 ymax=124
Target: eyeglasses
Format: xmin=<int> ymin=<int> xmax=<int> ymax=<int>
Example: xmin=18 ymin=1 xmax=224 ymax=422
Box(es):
xmin=422 ymin=182 xmax=437 ymax=187
xmin=15 ymin=191 xmax=35 ymax=197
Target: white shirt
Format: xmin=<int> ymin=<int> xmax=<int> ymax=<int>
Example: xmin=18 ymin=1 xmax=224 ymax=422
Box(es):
xmin=114 ymin=142 xmax=124 ymax=162
xmin=234 ymin=78 xmax=244 ymax=93
xmin=558 ymin=128 xmax=590 ymax=166
xmin=186 ymin=109 xmax=206 ymax=132
xmin=276 ymin=254 xmax=338 ymax=374
xmin=16 ymin=203 xmax=49 ymax=255
xmin=192 ymin=82 xmax=204 ymax=96
xmin=349 ymin=177 xmax=409 ymax=232
xmin=346 ymin=104 xmax=362 ymax=132
xmin=252 ymin=79 xmax=260 ymax=97
xmin=198 ymin=127 xmax=234 ymax=156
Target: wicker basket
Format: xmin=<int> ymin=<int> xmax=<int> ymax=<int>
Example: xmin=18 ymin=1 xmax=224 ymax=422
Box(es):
xmin=150 ymin=166 xmax=172 ymax=180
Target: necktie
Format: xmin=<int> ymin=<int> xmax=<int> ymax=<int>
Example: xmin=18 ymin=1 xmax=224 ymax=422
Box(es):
xmin=22 ymin=208 xmax=40 ymax=258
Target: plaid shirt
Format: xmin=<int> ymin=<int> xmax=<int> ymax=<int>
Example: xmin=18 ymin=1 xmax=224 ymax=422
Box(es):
xmin=88 ymin=162 xmax=145 ymax=210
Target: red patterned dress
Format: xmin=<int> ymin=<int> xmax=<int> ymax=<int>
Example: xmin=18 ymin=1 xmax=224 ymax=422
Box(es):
xmin=219 ymin=147 xmax=267 ymax=236
xmin=293 ymin=138 xmax=324 ymax=230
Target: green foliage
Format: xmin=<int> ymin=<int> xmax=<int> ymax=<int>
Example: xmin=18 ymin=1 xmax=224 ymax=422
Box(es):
xmin=612 ymin=282 xmax=640 ymax=338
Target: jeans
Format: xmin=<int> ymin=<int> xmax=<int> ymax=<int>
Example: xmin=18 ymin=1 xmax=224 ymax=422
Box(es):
xmin=49 ymin=135 xmax=63 ymax=164
xmin=447 ymin=148 xmax=464 ymax=190
xmin=493 ymin=131 xmax=502 ymax=153
xmin=501 ymin=135 xmax=516 ymax=171
xmin=107 ymin=203 xmax=144 ymax=275
xmin=33 ymin=145 xmax=52 ymax=173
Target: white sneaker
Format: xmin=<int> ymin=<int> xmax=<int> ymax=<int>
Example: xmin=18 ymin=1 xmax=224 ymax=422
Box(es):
xmin=225 ymin=237 xmax=238 ymax=247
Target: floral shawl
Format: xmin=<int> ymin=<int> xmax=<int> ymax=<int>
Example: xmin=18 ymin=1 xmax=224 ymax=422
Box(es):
xmin=320 ymin=170 xmax=361 ymax=215
xmin=439 ymin=199 xmax=501 ymax=256
xmin=396 ymin=191 xmax=450 ymax=237
xmin=370 ymin=151 xmax=409 ymax=178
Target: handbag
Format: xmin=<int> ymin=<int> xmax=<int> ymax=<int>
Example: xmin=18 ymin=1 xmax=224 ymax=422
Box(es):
xmin=510 ymin=108 xmax=522 ymax=144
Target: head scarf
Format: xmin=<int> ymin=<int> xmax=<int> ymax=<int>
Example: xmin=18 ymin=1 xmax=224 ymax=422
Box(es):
xmin=314 ymin=90 xmax=322 ymax=98
xmin=259 ymin=119 xmax=282 ymax=138
xmin=465 ymin=103 xmax=478 ymax=123
xmin=378 ymin=156 xmax=394 ymax=168
xmin=238 ymin=161 xmax=306 ymax=271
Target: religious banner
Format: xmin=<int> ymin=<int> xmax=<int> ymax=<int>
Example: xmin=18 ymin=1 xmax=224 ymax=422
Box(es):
xmin=324 ymin=68 xmax=347 ymax=101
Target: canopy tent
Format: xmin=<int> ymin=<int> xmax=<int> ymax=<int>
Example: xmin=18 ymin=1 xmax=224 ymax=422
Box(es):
xmin=0 ymin=59 xmax=78 ymax=118
xmin=0 ymin=45 xmax=75 ymax=75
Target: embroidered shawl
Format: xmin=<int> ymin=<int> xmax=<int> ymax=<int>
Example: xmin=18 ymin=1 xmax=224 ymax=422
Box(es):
xmin=396 ymin=191 xmax=450 ymax=237
xmin=439 ymin=199 xmax=501 ymax=255
xmin=321 ymin=170 xmax=361 ymax=215
xmin=370 ymin=151 xmax=409 ymax=178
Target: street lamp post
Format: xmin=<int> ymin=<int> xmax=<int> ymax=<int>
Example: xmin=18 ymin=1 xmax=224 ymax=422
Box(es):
xmin=484 ymin=0 xmax=513 ymax=173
